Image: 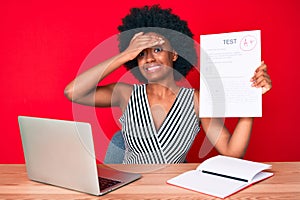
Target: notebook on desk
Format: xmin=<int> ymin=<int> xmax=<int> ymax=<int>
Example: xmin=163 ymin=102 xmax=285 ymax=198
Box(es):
xmin=18 ymin=116 xmax=141 ymax=196
xmin=167 ymin=155 xmax=273 ymax=199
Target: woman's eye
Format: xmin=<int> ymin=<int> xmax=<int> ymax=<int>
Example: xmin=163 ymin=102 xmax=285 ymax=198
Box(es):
xmin=153 ymin=47 xmax=163 ymax=53
xmin=138 ymin=51 xmax=145 ymax=57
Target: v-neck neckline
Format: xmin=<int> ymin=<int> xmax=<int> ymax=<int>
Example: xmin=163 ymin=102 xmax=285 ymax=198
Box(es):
xmin=143 ymin=84 xmax=182 ymax=134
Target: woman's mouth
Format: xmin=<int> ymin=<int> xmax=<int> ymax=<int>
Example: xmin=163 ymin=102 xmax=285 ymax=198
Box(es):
xmin=144 ymin=65 xmax=161 ymax=73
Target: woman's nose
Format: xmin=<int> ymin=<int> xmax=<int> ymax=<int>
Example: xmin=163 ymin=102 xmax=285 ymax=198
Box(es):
xmin=145 ymin=50 xmax=155 ymax=63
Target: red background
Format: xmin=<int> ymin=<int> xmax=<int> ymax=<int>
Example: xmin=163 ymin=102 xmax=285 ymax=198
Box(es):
xmin=1 ymin=0 xmax=299 ymax=163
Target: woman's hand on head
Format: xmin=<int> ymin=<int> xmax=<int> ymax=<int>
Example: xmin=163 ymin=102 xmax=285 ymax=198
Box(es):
xmin=124 ymin=32 xmax=165 ymax=60
xmin=251 ymin=61 xmax=272 ymax=94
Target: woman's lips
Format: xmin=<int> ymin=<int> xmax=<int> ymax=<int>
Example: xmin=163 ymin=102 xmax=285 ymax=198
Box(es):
xmin=144 ymin=65 xmax=161 ymax=73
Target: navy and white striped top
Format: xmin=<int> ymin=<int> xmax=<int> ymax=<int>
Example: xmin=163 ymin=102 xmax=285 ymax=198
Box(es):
xmin=119 ymin=84 xmax=200 ymax=164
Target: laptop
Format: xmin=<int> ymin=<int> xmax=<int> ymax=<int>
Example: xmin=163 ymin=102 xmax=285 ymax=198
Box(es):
xmin=18 ymin=116 xmax=141 ymax=196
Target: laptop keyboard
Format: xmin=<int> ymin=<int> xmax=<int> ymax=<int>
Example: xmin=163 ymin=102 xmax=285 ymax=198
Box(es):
xmin=99 ymin=177 xmax=122 ymax=190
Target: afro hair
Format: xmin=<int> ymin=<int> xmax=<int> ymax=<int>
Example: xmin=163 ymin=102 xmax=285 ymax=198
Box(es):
xmin=117 ymin=5 xmax=197 ymax=82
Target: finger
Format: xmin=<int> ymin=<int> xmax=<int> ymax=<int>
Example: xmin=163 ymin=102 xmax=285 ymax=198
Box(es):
xmin=138 ymin=35 xmax=164 ymax=44
xmin=129 ymin=36 xmax=160 ymax=51
xmin=141 ymin=35 xmax=164 ymax=47
xmin=251 ymin=70 xmax=265 ymax=82
xmin=251 ymin=63 xmax=271 ymax=81
xmin=131 ymin=32 xmax=144 ymax=41
xmin=255 ymin=61 xmax=268 ymax=73
xmin=253 ymin=76 xmax=266 ymax=87
xmin=253 ymin=76 xmax=272 ymax=88
xmin=151 ymin=38 xmax=165 ymax=46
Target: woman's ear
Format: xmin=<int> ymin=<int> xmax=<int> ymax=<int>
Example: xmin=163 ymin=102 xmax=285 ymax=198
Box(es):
xmin=172 ymin=51 xmax=178 ymax=61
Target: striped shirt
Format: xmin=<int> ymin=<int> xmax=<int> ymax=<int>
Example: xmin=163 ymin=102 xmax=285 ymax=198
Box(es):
xmin=119 ymin=84 xmax=200 ymax=164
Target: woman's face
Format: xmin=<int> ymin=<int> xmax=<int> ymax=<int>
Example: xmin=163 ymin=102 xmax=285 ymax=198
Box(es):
xmin=136 ymin=32 xmax=178 ymax=83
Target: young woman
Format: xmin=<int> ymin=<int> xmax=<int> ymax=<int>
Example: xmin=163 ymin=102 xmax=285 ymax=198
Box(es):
xmin=64 ymin=5 xmax=272 ymax=164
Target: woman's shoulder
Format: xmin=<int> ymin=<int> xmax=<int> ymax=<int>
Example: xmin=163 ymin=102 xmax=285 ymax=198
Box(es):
xmin=116 ymin=83 xmax=148 ymax=97
xmin=112 ymin=82 xmax=134 ymax=110
xmin=179 ymin=87 xmax=199 ymax=109
xmin=180 ymin=87 xmax=199 ymax=97
xmin=178 ymin=87 xmax=199 ymax=119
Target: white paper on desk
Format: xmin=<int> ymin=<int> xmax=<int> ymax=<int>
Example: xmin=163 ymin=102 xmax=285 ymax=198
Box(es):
xmin=167 ymin=155 xmax=273 ymax=199
xmin=200 ymin=30 xmax=262 ymax=117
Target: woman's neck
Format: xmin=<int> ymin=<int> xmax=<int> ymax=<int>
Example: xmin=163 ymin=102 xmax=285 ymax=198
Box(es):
xmin=146 ymin=82 xmax=180 ymax=97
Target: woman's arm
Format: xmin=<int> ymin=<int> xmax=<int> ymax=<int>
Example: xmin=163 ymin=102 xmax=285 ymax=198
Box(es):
xmin=201 ymin=117 xmax=253 ymax=158
xmin=64 ymin=52 xmax=132 ymax=107
xmin=64 ymin=32 xmax=165 ymax=107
